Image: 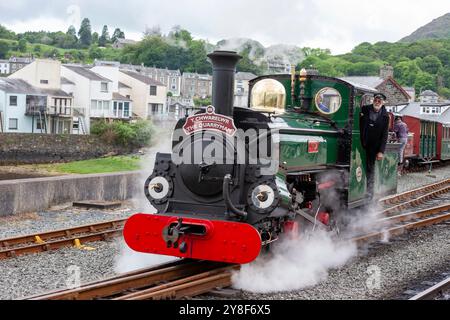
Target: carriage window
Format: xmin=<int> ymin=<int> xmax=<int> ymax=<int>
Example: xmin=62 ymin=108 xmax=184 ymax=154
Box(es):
xmin=315 ymin=88 xmax=342 ymax=115
xmin=251 ymin=79 xmax=286 ymax=113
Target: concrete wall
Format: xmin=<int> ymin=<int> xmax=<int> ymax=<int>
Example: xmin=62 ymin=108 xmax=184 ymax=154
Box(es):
xmin=0 ymin=133 xmax=133 ymax=165
xmin=0 ymin=171 xmax=140 ymax=216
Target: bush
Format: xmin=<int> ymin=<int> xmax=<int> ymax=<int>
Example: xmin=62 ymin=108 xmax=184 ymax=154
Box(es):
xmin=91 ymin=120 xmax=153 ymax=148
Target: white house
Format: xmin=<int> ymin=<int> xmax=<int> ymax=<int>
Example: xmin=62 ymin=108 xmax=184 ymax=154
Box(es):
xmin=119 ymin=70 xmax=167 ymax=120
xmin=61 ymin=65 xmax=117 ymax=133
xmin=0 ymin=78 xmax=50 ymax=133
xmin=90 ymin=64 xmax=133 ymax=120
xmin=420 ymin=90 xmax=439 ymax=103
xmin=0 ymin=60 xmax=10 ymax=75
xmin=8 ymin=59 xmax=75 ymax=134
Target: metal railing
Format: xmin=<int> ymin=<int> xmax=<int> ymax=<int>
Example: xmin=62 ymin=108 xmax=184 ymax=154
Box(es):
xmin=26 ymin=105 xmax=74 ymax=117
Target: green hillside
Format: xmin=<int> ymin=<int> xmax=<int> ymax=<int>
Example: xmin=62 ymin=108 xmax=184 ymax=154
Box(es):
xmin=401 ymin=13 xmax=450 ymax=42
xmin=297 ymin=39 xmax=450 ymax=98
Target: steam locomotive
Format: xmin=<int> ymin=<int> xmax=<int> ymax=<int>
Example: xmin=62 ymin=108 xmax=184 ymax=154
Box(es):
xmin=123 ymin=51 xmax=400 ymax=264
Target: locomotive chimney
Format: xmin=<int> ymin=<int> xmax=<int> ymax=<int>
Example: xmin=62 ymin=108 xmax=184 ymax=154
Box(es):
xmin=207 ymin=51 xmax=242 ymax=116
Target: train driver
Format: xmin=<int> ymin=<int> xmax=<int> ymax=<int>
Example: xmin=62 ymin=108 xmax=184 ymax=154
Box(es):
xmin=360 ymin=93 xmax=390 ymax=200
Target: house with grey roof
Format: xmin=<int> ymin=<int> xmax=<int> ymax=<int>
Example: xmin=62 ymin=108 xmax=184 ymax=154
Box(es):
xmin=0 ymin=78 xmax=70 ymax=133
xmin=167 ymin=96 xmax=196 ymax=120
xmin=112 ymin=38 xmax=138 ymax=49
xmin=400 ymin=101 xmax=450 ymax=124
xmin=119 ymin=70 xmax=167 ymax=120
xmin=419 ymin=90 xmax=439 ymax=103
xmin=340 ymin=65 xmax=411 ymax=106
xmin=181 ymin=72 xmax=212 ymax=98
xmin=119 ymin=63 xmax=182 ymax=97
xmin=62 ymin=65 xmax=119 ymax=133
xmin=8 ymin=59 xmax=77 ymax=134
xmin=9 ymin=56 xmax=34 ymax=74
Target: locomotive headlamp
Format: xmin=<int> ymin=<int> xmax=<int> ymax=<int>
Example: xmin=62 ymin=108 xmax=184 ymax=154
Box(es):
xmin=146 ymin=176 xmax=170 ymax=200
xmin=251 ymin=185 xmax=276 ymax=210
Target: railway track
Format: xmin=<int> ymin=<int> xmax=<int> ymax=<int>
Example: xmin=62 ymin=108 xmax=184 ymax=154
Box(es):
xmin=379 ymin=178 xmax=450 ymax=215
xmin=409 ymin=277 xmax=450 ymax=300
xmin=0 ymin=219 xmax=126 ymax=260
xmin=27 ymin=259 xmax=237 ymax=300
xmin=352 ymin=203 xmax=450 ymax=245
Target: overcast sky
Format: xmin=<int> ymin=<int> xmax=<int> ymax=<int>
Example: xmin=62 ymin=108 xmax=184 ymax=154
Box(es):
xmin=1 ymin=0 xmax=449 ymax=54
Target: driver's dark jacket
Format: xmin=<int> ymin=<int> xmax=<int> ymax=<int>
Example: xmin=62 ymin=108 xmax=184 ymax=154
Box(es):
xmin=360 ymin=104 xmax=390 ymax=154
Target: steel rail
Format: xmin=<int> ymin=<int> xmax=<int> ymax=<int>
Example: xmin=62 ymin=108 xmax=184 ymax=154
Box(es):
xmin=0 ymin=219 xmax=126 ymax=248
xmin=0 ymin=219 xmax=127 ymax=260
xmin=409 ymin=277 xmax=450 ymax=300
xmin=28 ymin=260 xmax=227 ymax=300
xmin=379 ymin=203 xmax=450 ymax=225
xmin=0 ymin=229 xmax=122 ymax=259
xmin=379 ymin=178 xmax=450 ymax=205
xmin=114 ymin=265 xmax=240 ymax=300
xmin=353 ymin=211 xmax=450 ymax=245
xmin=380 ymin=185 xmax=450 ymax=215
xmin=26 ymin=260 xmax=189 ymax=299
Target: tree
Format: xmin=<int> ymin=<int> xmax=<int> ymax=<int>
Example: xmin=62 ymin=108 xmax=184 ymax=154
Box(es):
xmin=98 ymin=25 xmax=110 ymax=47
xmin=0 ymin=40 xmax=10 ymax=59
xmin=88 ymin=45 xmax=103 ymax=60
xmin=420 ymin=55 xmax=443 ymax=75
xmin=67 ymin=25 xmax=77 ymax=38
xmin=92 ymin=32 xmax=99 ymax=45
xmin=17 ymin=39 xmax=27 ymax=52
xmin=169 ymin=26 xmax=193 ymax=43
xmin=194 ymin=97 xmax=212 ymax=106
xmin=78 ymin=18 xmax=92 ymax=47
xmin=395 ymin=59 xmax=421 ymax=86
xmin=0 ymin=25 xmax=16 ymax=40
xmin=112 ymin=28 xmax=125 ymax=43
xmin=414 ymin=71 xmax=436 ymax=92
xmin=64 ymin=25 xmax=78 ymax=48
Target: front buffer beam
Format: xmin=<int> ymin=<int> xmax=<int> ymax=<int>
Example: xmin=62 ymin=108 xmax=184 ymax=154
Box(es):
xmin=123 ymin=214 xmax=262 ymax=264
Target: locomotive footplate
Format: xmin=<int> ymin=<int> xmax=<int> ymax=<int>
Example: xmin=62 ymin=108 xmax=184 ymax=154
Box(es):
xmin=123 ymin=214 xmax=262 ymax=264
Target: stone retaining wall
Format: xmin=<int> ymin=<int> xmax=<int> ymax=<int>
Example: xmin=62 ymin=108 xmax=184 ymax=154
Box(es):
xmin=0 ymin=133 xmax=133 ymax=165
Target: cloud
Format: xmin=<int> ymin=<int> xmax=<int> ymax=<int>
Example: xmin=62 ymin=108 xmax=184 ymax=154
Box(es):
xmin=0 ymin=0 xmax=449 ymax=54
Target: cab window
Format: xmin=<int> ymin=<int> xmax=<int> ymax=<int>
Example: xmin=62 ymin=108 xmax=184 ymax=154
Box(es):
xmin=251 ymin=79 xmax=286 ymax=113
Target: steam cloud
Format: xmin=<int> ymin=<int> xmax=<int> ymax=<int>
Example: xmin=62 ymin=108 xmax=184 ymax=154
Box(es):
xmin=232 ymin=200 xmax=389 ymax=293
xmin=115 ymin=121 xmax=176 ymax=273
xmin=232 ymin=231 xmax=357 ymax=293
xmin=114 ymin=239 xmax=177 ymax=274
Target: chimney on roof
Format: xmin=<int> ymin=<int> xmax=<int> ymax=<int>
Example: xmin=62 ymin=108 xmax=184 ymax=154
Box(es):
xmin=380 ymin=64 xmax=394 ymax=80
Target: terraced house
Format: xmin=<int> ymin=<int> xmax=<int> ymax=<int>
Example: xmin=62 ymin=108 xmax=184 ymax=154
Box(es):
xmin=62 ymin=64 xmax=133 ymax=133
xmin=181 ymin=72 xmax=212 ymax=98
xmin=6 ymin=59 xmax=75 ymax=134
xmin=119 ymin=70 xmax=167 ymax=120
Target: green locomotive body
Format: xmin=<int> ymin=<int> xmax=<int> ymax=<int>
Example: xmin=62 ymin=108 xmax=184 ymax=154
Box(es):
xmin=125 ymin=52 xmax=401 ymax=264
xmin=249 ymin=72 xmax=400 ymax=211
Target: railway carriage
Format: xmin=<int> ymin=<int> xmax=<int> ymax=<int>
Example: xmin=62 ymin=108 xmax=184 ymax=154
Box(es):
xmin=440 ymin=125 xmax=450 ymax=160
xmin=123 ymin=51 xmax=401 ymax=265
